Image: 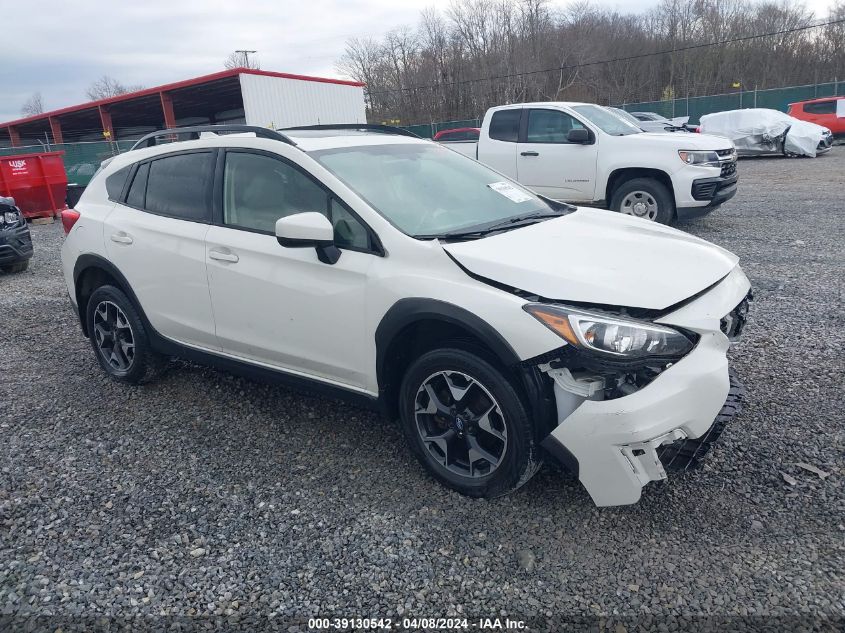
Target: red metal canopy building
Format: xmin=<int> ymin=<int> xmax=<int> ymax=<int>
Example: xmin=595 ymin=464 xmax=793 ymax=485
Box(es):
xmin=0 ymin=68 xmax=365 ymax=147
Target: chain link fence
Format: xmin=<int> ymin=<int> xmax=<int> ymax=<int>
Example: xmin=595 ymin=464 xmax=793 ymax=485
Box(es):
xmin=0 ymin=140 xmax=135 ymax=187
xmin=615 ymin=80 xmax=844 ymax=122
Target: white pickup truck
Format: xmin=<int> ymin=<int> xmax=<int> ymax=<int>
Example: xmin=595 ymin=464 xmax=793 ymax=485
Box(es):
xmin=439 ymin=102 xmax=738 ymax=224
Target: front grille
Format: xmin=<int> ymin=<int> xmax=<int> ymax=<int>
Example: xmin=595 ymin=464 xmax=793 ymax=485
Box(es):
xmin=720 ymin=161 xmax=737 ymax=178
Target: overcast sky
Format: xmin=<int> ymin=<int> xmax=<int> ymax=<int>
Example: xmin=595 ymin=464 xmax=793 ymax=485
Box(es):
xmin=3 ymin=0 xmax=838 ymax=122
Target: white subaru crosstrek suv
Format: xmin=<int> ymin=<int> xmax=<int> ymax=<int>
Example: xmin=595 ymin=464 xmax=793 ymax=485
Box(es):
xmin=60 ymin=124 xmax=751 ymax=507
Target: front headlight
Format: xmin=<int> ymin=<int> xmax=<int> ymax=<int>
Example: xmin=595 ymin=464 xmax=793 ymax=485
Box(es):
xmin=3 ymin=211 xmax=19 ymax=225
xmin=678 ymin=150 xmax=720 ymax=167
xmin=524 ymin=304 xmax=694 ymax=359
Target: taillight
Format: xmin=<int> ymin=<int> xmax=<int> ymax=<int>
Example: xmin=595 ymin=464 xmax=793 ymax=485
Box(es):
xmin=61 ymin=209 xmax=81 ymax=235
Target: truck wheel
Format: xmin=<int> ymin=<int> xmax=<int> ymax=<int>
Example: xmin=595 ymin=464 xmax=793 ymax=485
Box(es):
xmin=398 ymin=348 xmax=541 ymax=498
xmin=611 ymin=178 xmax=675 ymax=224
xmin=1 ymin=260 xmax=29 ymax=273
xmin=86 ymin=285 xmax=168 ymax=385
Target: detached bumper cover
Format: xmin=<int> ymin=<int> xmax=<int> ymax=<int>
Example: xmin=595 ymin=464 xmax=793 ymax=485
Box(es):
xmin=541 ymin=266 xmax=751 ymax=507
xmin=544 ymin=337 xmax=732 ymax=506
xmin=0 ymin=222 xmax=34 ymax=266
xmin=658 ymin=372 xmax=744 ymax=472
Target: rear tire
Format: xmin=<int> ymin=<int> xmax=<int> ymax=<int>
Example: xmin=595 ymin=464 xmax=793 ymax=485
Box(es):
xmin=610 ymin=177 xmax=675 ymax=224
xmin=399 ymin=348 xmax=541 ymax=498
xmin=86 ymin=285 xmax=167 ymax=385
xmin=2 ymin=260 xmax=29 ymax=273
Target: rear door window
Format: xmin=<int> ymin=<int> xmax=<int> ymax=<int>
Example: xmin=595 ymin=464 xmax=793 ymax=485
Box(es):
xmin=144 ymin=152 xmax=215 ymax=222
xmin=489 ymin=110 xmax=521 ymax=142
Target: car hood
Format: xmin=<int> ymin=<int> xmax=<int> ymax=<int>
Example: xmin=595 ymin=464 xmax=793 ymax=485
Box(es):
xmin=623 ymin=131 xmax=733 ymax=150
xmin=442 ymin=208 xmax=739 ymax=311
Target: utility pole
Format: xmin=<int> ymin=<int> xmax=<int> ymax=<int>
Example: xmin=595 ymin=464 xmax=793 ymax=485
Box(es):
xmin=235 ymin=50 xmax=257 ymax=68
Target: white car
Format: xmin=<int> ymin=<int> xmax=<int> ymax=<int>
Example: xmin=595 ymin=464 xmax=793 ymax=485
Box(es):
xmin=60 ymin=124 xmax=751 ymax=507
xmin=464 ymin=103 xmax=738 ymax=224
xmin=700 ymin=108 xmax=834 ymax=157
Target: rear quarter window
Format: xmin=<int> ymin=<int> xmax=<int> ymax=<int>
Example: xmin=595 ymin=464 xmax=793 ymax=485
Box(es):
xmin=125 ymin=163 xmax=150 ymax=209
xmin=105 ymin=166 xmax=131 ymax=202
xmin=803 ymin=101 xmax=836 ymax=115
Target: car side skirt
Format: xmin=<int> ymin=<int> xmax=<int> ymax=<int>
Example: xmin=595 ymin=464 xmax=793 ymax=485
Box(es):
xmin=71 ymin=254 xmax=380 ymax=411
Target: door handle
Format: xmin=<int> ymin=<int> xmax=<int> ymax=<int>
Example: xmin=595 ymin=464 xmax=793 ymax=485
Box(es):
xmin=520 ymin=151 xmax=539 ymax=157
xmin=209 ymin=249 xmax=239 ymax=263
xmin=110 ymin=232 xmax=133 ymax=245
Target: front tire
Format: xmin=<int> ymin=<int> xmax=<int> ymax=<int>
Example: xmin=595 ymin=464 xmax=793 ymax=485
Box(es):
xmin=611 ymin=177 xmax=675 ymax=224
xmin=399 ymin=348 xmax=541 ymax=498
xmin=86 ymin=285 xmax=166 ymax=384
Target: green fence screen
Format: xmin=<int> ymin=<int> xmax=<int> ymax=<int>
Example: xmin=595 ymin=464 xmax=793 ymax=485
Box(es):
xmin=403 ymin=81 xmax=844 ymax=133
xmin=402 ymin=118 xmax=482 ymax=139
xmin=615 ymin=81 xmax=845 ymax=123
xmin=0 ymin=140 xmax=135 ymax=187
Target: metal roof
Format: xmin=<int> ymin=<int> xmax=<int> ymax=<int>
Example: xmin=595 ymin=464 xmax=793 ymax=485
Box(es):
xmin=1 ymin=68 xmax=364 ymax=129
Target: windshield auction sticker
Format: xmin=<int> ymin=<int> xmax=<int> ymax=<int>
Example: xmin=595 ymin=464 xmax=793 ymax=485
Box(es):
xmin=488 ymin=181 xmax=534 ymax=203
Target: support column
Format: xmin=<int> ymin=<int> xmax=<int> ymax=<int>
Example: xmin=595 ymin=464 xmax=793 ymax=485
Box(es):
xmin=8 ymin=126 xmax=21 ymax=147
xmin=49 ymin=117 xmax=64 ymax=145
xmin=98 ymin=105 xmax=114 ymax=140
xmin=160 ymin=91 xmax=177 ymax=129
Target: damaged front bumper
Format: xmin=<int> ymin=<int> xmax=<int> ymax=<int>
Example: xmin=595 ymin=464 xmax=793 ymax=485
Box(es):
xmin=538 ymin=266 xmax=751 ymax=507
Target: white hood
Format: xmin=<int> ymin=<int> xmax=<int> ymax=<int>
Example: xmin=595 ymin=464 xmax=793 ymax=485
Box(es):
xmin=622 ymin=131 xmax=733 ymax=151
xmin=443 ymin=208 xmax=738 ymax=311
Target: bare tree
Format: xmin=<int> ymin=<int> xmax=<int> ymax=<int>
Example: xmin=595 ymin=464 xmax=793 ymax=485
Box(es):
xmin=86 ymin=76 xmax=145 ymax=101
xmin=337 ymin=0 xmax=840 ymax=125
xmin=224 ymin=51 xmax=260 ymax=70
xmin=21 ymin=92 xmax=44 ymax=116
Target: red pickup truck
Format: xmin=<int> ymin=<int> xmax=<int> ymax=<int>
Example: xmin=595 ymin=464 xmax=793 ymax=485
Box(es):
xmin=788 ymin=97 xmax=845 ymax=139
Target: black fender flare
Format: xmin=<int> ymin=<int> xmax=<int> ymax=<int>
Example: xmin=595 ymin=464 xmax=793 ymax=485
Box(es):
xmin=374 ymin=298 xmax=559 ymax=443
xmin=72 ymin=254 xmax=149 ymax=338
xmin=374 ymin=298 xmax=521 ymax=394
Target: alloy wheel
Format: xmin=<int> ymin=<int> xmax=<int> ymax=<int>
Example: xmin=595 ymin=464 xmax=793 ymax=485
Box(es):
xmin=414 ymin=370 xmax=508 ymax=478
xmin=620 ymin=190 xmax=659 ymax=220
xmin=93 ymin=300 xmax=135 ymax=372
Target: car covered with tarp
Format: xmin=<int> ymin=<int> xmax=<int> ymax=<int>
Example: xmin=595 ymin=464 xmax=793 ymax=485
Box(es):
xmin=699 ymin=108 xmax=833 ymax=157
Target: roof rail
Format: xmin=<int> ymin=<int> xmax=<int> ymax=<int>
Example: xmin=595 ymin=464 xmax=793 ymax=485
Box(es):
xmin=281 ymin=123 xmax=420 ymax=139
xmin=129 ymin=125 xmax=297 ymax=151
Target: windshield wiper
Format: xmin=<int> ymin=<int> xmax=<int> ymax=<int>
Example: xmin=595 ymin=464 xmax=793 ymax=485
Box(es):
xmin=425 ymin=209 xmax=571 ymax=241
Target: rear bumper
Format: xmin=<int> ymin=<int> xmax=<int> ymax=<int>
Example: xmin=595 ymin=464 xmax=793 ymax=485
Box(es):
xmin=0 ymin=223 xmax=34 ymax=266
xmin=677 ymin=173 xmax=738 ymax=220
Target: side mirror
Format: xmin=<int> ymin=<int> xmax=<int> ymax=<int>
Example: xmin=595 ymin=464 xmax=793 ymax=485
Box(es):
xmin=567 ymin=128 xmax=590 ymax=144
xmin=275 ymin=212 xmax=340 ymax=265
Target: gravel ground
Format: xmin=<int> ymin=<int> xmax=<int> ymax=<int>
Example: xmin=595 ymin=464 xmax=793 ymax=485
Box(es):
xmin=1 ymin=153 xmax=843 ymax=632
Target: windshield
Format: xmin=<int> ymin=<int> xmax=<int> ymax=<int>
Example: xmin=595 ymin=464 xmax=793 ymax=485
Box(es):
xmin=608 ymin=108 xmax=644 ymax=127
xmin=572 ymin=105 xmax=642 ymax=135
xmin=310 ymin=143 xmax=551 ymax=238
